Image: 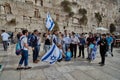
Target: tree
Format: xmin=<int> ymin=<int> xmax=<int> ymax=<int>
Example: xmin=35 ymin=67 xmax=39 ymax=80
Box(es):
xmin=109 ymin=23 xmax=116 ymax=33
xmin=95 ymin=12 xmax=102 ymax=27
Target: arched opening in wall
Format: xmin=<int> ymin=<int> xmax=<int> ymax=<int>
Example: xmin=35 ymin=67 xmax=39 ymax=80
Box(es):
xmin=4 ymin=2 xmax=12 ymax=14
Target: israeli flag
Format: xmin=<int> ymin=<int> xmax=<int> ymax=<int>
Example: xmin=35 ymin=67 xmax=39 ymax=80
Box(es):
xmin=41 ymin=43 xmax=62 ymax=64
xmin=46 ymin=13 xmax=55 ymax=31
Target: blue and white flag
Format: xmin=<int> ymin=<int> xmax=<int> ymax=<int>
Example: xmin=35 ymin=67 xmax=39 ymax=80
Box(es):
xmin=41 ymin=43 xmax=62 ymax=64
xmin=46 ymin=13 xmax=55 ymax=31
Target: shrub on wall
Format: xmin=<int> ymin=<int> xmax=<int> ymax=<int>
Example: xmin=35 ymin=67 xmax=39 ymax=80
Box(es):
xmin=63 ymin=6 xmax=72 ymax=13
xmin=95 ymin=12 xmax=102 ymax=27
xmin=61 ymin=0 xmax=71 ymax=7
xmin=79 ymin=8 xmax=87 ymax=15
xmin=52 ymin=21 xmax=60 ymax=31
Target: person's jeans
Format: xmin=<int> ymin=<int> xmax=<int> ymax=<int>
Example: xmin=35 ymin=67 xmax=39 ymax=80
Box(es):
xmin=44 ymin=45 xmax=50 ymax=53
xmin=65 ymin=44 xmax=70 ymax=52
xmin=2 ymin=41 xmax=8 ymax=51
xmin=37 ymin=45 xmax=40 ymax=55
xmin=19 ymin=50 xmax=28 ymax=66
xmin=79 ymin=45 xmax=85 ymax=58
xmin=106 ymin=45 xmax=112 ymax=56
xmin=33 ymin=46 xmax=39 ymax=62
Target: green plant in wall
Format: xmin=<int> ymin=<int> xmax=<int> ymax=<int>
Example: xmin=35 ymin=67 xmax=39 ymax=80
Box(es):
xmin=109 ymin=23 xmax=116 ymax=33
xmin=63 ymin=6 xmax=72 ymax=13
xmin=52 ymin=21 xmax=60 ymax=31
xmin=95 ymin=12 xmax=102 ymax=27
xmin=61 ymin=0 xmax=74 ymax=17
xmin=61 ymin=0 xmax=71 ymax=7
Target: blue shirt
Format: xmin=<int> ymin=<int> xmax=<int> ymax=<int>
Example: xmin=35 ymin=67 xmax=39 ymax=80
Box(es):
xmin=106 ymin=36 xmax=113 ymax=45
xmin=79 ymin=38 xmax=85 ymax=45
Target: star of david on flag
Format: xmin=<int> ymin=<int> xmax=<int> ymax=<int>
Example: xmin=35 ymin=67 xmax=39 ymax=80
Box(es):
xmin=46 ymin=12 xmax=55 ymax=31
xmin=41 ymin=43 xmax=62 ymax=64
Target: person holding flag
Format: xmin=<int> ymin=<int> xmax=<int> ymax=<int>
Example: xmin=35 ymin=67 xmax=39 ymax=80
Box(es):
xmin=41 ymin=13 xmax=62 ymax=64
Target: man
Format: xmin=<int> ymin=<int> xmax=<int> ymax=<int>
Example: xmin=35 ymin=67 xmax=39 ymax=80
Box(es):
xmin=78 ymin=34 xmax=86 ymax=58
xmin=44 ymin=31 xmax=51 ymax=53
xmin=30 ymin=30 xmax=39 ymax=63
xmin=1 ymin=30 xmax=10 ymax=51
xmin=106 ymin=33 xmax=113 ymax=57
xmin=111 ymin=34 xmax=116 ymax=56
xmin=63 ymin=35 xmax=71 ymax=53
xmin=52 ymin=30 xmax=59 ymax=45
xmin=71 ymin=32 xmax=79 ymax=58
xmin=17 ymin=30 xmax=31 ymax=70
xmin=98 ymin=34 xmax=107 ymax=66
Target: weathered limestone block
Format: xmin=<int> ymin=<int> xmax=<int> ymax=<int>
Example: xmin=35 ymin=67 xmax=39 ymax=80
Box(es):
xmin=4 ymin=2 xmax=12 ymax=14
xmin=0 ymin=5 xmax=5 ymax=14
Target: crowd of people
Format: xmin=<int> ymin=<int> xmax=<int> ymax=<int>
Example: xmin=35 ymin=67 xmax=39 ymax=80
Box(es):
xmin=0 ymin=29 xmax=116 ymax=70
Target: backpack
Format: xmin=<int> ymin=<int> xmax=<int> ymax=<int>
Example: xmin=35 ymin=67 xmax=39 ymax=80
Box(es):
xmin=15 ymin=37 xmax=24 ymax=55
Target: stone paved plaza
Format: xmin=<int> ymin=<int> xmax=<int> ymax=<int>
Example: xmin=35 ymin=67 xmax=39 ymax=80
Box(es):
xmin=0 ymin=44 xmax=120 ymax=80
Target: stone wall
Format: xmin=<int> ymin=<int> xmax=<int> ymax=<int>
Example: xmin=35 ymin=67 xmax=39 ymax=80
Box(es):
xmin=0 ymin=0 xmax=119 ymax=33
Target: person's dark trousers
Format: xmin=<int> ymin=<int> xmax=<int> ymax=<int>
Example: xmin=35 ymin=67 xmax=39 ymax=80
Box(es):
xmin=71 ymin=44 xmax=77 ymax=58
xmin=37 ymin=45 xmax=40 ymax=56
xmin=70 ymin=43 xmax=73 ymax=57
xmin=65 ymin=44 xmax=70 ymax=52
xmin=111 ymin=43 xmax=114 ymax=53
xmin=2 ymin=41 xmax=8 ymax=51
xmin=100 ymin=50 xmax=106 ymax=65
xmin=78 ymin=45 xmax=84 ymax=58
xmin=19 ymin=50 xmax=28 ymax=66
xmin=33 ymin=46 xmax=39 ymax=62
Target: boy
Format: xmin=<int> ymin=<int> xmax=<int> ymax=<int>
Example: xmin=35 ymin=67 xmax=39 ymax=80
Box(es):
xmin=98 ymin=34 xmax=107 ymax=66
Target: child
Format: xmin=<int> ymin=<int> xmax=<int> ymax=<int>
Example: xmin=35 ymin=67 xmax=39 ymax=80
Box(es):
xmin=65 ymin=47 xmax=72 ymax=61
xmin=88 ymin=40 xmax=97 ymax=62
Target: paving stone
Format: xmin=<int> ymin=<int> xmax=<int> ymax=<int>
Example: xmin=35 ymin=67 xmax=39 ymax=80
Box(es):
xmin=70 ymin=70 xmax=95 ymax=80
xmin=0 ymin=70 xmax=20 ymax=80
xmin=21 ymin=70 xmax=47 ymax=80
xmin=43 ymin=67 xmax=66 ymax=80
xmin=84 ymin=69 xmax=119 ymax=80
xmin=63 ymin=73 xmax=76 ymax=80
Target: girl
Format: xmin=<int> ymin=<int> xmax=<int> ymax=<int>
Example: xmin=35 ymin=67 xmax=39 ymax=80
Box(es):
xmin=88 ymin=40 xmax=97 ymax=62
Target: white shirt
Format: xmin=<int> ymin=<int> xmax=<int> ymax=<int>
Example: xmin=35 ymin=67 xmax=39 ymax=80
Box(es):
xmin=71 ymin=36 xmax=79 ymax=44
xmin=63 ymin=36 xmax=71 ymax=44
xmin=20 ymin=35 xmax=28 ymax=50
xmin=37 ymin=36 xmax=41 ymax=46
xmin=1 ymin=32 xmax=10 ymax=41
